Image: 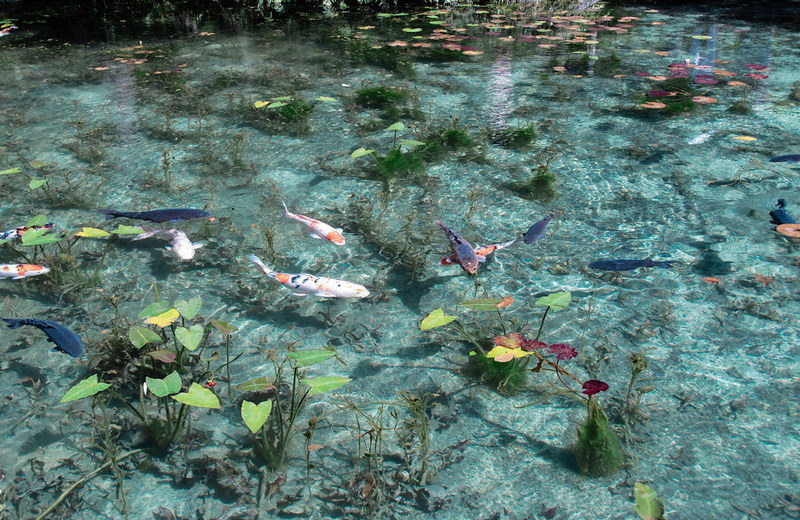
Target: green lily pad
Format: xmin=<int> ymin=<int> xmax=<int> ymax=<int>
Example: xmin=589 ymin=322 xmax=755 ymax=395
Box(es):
xmin=289 ymin=349 xmax=335 ymax=367
xmin=241 ymin=400 xmax=273 ymax=434
xmin=420 ymin=308 xmax=457 ymax=330
xmin=173 ymin=383 xmax=221 ymax=408
xmin=302 ymin=376 xmax=351 ymax=396
xmin=60 ymin=374 xmax=111 ymax=403
xmin=386 ymin=122 xmax=405 ymax=132
xmin=175 ymin=324 xmax=204 ymax=351
xmin=26 ymin=215 xmax=48 ymax=227
xmin=28 ymin=179 xmax=47 ymax=190
xmin=146 ymin=370 xmax=182 ymax=397
xmin=75 ymin=227 xmax=111 ymax=238
xmin=129 ymin=325 xmax=163 ymax=348
xmin=534 ymin=291 xmax=572 ymax=311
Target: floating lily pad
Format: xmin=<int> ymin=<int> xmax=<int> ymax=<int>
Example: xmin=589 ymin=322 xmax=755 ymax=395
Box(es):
xmin=420 ymin=308 xmax=458 ymax=330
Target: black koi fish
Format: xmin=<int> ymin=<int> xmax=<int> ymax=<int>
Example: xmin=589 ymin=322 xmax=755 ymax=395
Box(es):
xmin=436 ymin=220 xmax=479 ymax=274
xmin=769 ymin=154 xmax=800 ymax=163
xmin=98 ymin=208 xmax=211 ymax=223
xmin=769 ymin=199 xmax=796 ymax=227
xmin=589 ymin=259 xmax=674 ymax=271
xmin=3 ymin=318 xmax=83 ymax=357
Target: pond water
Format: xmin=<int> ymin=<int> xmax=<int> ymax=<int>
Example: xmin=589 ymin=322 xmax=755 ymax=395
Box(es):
xmin=0 ymin=2 xmax=798 ymax=519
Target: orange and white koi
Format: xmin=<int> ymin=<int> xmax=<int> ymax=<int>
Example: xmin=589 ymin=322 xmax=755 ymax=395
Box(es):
xmin=0 ymin=26 xmax=17 ymax=38
xmin=436 ymin=220 xmax=479 ymax=274
xmin=0 ymin=264 xmax=50 ymax=280
xmin=133 ymin=228 xmax=203 ymax=260
xmin=0 ymin=223 xmax=55 ymax=241
xmin=439 ymin=238 xmax=517 ymax=266
xmin=248 ymin=254 xmax=369 ymax=298
xmin=281 ymin=201 xmax=345 ymax=245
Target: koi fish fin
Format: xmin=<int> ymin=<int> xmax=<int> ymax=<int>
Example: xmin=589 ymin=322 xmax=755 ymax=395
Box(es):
xmin=335 ymin=228 xmax=343 ymax=233
xmin=247 ymin=254 xmax=272 ymax=276
xmin=314 ymin=291 xmax=338 ymax=297
xmin=291 ymin=292 xmax=310 ymax=296
xmin=308 ymin=233 xmax=322 ymax=239
xmin=11 ymin=275 xmax=25 ymax=280
xmin=476 ymin=255 xmax=487 ymax=263
xmin=192 ymin=242 xmax=204 ymax=250
xmin=281 ymin=200 xmax=291 ymax=218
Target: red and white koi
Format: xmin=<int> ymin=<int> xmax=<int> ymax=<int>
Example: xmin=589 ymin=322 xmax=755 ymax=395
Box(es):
xmin=0 ymin=263 xmax=50 ymax=280
xmin=134 ymin=228 xmax=203 ymax=260
xmin=281 ymin=201 xmax=345 ymax=245
xmin=248 ymin=254 xmax=369 ymax=298
xmin=0 ymin=223 xmax=55 ymax=241
xmin=436 ymin=220 xmax=479 ymax=274
xmin=439 ymin=238 xmax=517 ymax=266
xmin=0 ymin=25 xmax=17 ymax=38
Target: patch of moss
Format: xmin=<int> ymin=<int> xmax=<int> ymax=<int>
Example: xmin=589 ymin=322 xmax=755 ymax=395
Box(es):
xmin=564 ymin=53 xmax=590 ymax=75
xmin=348 ymin=40 xmax=415 ymax=77
xmin=355 ymin=86 xmax=407 ymax=110
xmin=373 ymin=147 xmax=426 ymax=181
xmin=238 ymin=97 xmax=314 ymax=136
xmin=725 ymin=101 xmax=752 ymax=115
xmin=594 ymin=52 xmax=621 ymax=77
xmin=465 ymin=352 xmax=528 ymax=395
xmin=638 ymin=76 xmax=698 ymax=115
xmin=494 ymin=123 xmax=536 ymax=150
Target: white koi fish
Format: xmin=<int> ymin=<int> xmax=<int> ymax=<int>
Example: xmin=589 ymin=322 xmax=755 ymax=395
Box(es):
xmin=0 ymin=223 xmax=55 ymax=241
xmin=687 ymin=130 xmax=714 ymax=145
xmin=439 ymin=238 xmax=517 ymax=266
xmin=0 ymin=264 xmax=50 ymax=279
xmin=281 ymin=201 xmax=345 ymax=245
xmin=134 ymin=228 xmax=203 ymax=261
xmin=247 ymin=254 xmax=368 ymax=298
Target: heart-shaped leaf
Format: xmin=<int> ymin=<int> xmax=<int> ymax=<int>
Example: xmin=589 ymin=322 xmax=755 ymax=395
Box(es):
xmin=146 ymin=370 xmax=182 ymax=397
xmin=302 ymin=376 xmax=351 ymax=396
xmin=175 ymin=324 xmax=204 ymax=351
xmin=534 ymin=291 xmax=572 ymax=311
xmin=210 ymin=319 xmax=237 ymax=335
xmin=26 ymin=215 xmax=48 ymax=227
xmin=0 ymin=167 xmax=21 ymax=175
xmin=138 ymin=301 xmax=172 ymax=319
xmin=420 ymin=308 xmax=457 ymax=330
xmin=29 ymin=179 xmax=47 ymax=190
xmin=459 ymin=298 xmax=506 ymax=311
xmin=173 ymin=383 xmax=220 ymax=408
xmin=634 ymin=483 xmax=665 ymax=520
xmin=129 ymin=325 xmax=162 ymax=348
xmin=236 ymin=377 xmax=275 ymax=392
xmin=111 ymin=224 xmax=145 ymax=235
xmin=75 ymin=227 xmax=111 ymax=238
xmin=174 ymin=296 xmax=202 ymax=320
xmin=60 ymin=374 xmax=110 ymax=403
xmin=148 ymin=350 xmax=177 ymax=363
xmin=21 ymin=228 xmax=61 ymax=245
xmin=144 ymin=308 xmax=179 ymax=328
xmin=351 ymin=147 xmax=375 ymax=159
xmin=386 ymin=122 xmax=405 ymax=132
xmin=289 ymin=349 xmax=335 ymax=367
xmin=241 ymin=400 xmax=273 ymax=433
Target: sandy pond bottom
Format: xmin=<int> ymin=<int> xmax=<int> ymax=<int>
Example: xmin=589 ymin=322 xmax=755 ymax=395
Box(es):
xmin=0 ymin=2 xmax=798 ymax=519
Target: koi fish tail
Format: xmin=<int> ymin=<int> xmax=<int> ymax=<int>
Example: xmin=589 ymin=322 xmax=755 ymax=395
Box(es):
xmin=247 ymin=254 xmax=274 ymax=278
xmin=281 ymin=201 xmax=292 ymax=218
xmin=3 ymin=318 xmax=25 ymax=329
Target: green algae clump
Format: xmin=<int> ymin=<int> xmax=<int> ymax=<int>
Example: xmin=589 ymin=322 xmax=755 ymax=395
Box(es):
xmin=573 ymin=400 xmax=624 ymax=476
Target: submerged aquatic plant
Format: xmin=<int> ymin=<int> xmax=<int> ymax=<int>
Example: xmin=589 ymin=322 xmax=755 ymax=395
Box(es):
xmin=241 ymin=347 xmax=350 ymax=471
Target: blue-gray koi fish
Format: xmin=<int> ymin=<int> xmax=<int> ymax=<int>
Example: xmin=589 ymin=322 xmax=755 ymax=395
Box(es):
xmin=98 ymin=208 xmax=212 ymax=223
xmin=589 ymin=259 xmax=674 ymax=271
xmin=3 ymin=318 xmax=83 ymax=357
xmin=436 ymin=220 xmax=479 ymax=274
xmin=769 ymin=154 xmax=800 ymax=163
xmin=523 ymin=210 xmax=554 ymax=244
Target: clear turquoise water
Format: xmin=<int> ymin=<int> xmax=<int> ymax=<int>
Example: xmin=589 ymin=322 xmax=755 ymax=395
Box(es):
xmin=0 ymin=3 xmax=798 ymax=519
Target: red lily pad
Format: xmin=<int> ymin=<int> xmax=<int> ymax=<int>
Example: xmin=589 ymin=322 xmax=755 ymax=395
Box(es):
xmin=582 ymin=379 xmax=609 ymax=395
